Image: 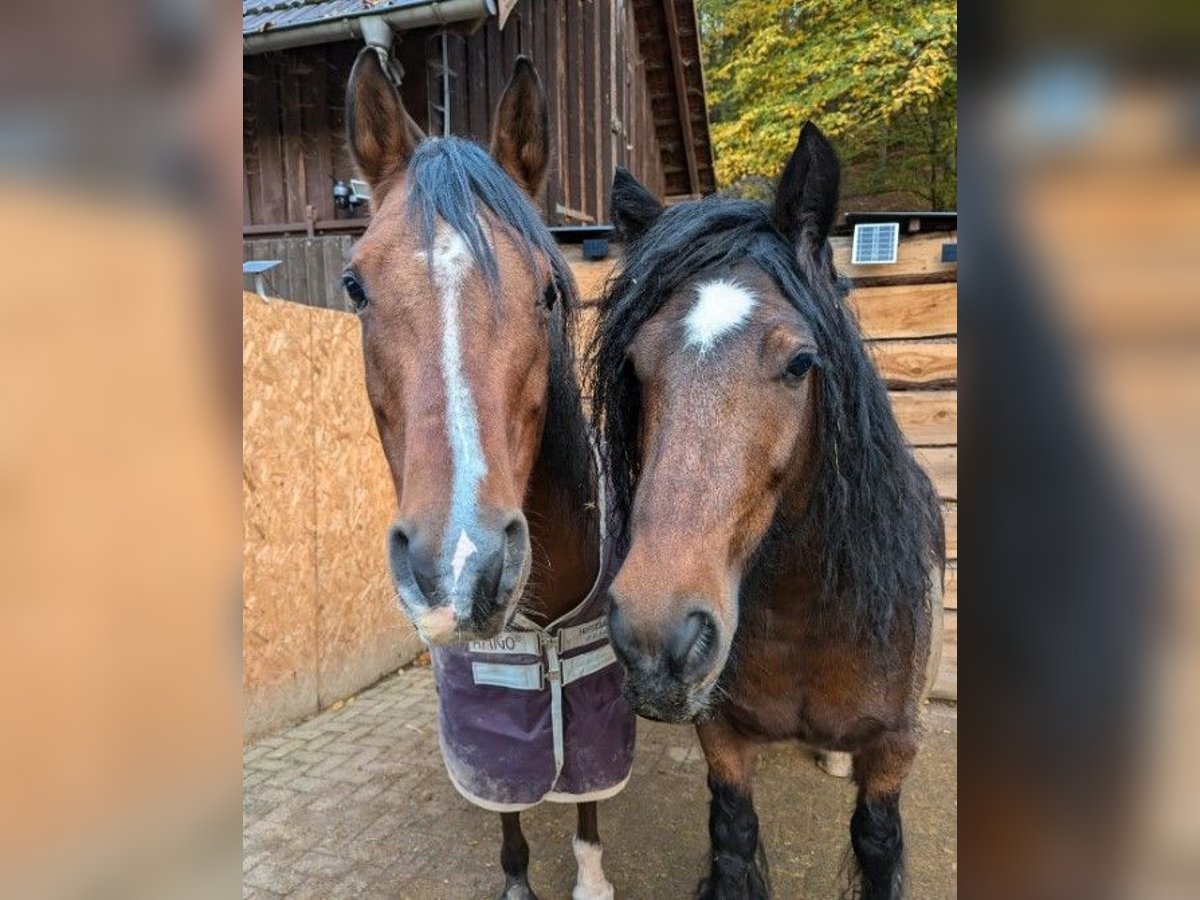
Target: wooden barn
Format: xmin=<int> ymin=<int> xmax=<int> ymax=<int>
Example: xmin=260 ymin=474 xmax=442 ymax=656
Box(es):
xmin=243 ymin=0 xmax=716 ymax=309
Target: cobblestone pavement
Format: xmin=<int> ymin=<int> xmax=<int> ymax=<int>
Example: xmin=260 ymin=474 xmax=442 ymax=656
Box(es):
xmin=244 ymin=666 xmax=957 ymax=899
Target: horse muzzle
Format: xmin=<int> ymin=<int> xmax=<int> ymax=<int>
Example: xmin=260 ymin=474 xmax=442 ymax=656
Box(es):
xmin=388 ymin=512 xmax=531 ymax=644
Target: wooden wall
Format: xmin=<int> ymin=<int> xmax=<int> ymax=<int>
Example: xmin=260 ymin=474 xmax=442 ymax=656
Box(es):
xmin=242 ymin=0 xmax=667 ymax=235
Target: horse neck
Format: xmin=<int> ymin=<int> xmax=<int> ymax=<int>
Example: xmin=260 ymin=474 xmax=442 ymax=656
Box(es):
xmin=520 ymin=357 xmax=601 ymax=626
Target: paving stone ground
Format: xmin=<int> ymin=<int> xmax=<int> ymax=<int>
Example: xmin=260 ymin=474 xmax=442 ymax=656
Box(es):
xmin=244 ymin=665 xmax=957 ymax=899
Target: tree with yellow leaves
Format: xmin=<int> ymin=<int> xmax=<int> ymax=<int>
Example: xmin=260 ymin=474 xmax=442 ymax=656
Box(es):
xmin=699 ymin=0 xmax=956 ymax=209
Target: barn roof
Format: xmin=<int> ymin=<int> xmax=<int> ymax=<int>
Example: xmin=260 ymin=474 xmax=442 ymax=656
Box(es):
xmin=243 ymin=0 xmax=454 ymax=36
xmin=630 ymin=0 xmax=716 ymax=198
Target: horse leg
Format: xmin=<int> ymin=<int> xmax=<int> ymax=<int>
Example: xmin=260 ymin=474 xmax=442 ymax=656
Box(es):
xmin=696 ymin=721 xmax=768 ymax=900
xmin=499 ymin=811 xmax=538 ymax=900
xmin=849 ymin=730 xmax=917 ymax=900
xmin=572 ymin=801 xmax=614 ymax=900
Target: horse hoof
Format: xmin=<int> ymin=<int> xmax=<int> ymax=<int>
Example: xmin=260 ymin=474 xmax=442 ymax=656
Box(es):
xmin=816 ymin=750 xmax=853 ymax=778
xmin=499 ymin=882 xmax=538 ymax=900
xmin=573 ymin=880 xmax=615 ymax=900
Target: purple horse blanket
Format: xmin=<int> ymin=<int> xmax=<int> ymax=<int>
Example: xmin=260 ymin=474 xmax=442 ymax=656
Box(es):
xmin=431 ymin=584 xmax=636 ymax=811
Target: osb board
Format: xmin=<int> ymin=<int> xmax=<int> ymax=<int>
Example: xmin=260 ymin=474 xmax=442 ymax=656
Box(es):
xmin=869 ymin=340 xmax=957 ymax=389
xmin=243 ymin=292 xmax=319 ymax=734
xmin=243 ymin=292 xmax=418 ymax=739
xmin=311 ymin=304 xmax=415 ymax=707
xmin=852 ymin=283 xmax=958 ymax=340
xmin=889 ymin=390 xmax=958 ymax=447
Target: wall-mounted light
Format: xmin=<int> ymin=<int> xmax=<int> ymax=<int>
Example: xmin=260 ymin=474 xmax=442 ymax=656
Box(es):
xmin=331 ymin=177 xmax=372 ymax=212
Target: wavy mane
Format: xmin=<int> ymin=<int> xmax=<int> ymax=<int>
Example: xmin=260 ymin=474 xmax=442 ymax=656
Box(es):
xmin=589 ymin=197 xmax=942 ymax=642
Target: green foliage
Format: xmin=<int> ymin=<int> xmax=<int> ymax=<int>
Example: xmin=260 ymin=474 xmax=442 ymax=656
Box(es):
xmin=699 ymin=0 xmax=957 ymax=209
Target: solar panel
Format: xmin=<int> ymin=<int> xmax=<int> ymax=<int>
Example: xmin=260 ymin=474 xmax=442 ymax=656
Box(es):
xmin=851 ymin=222 xmax=899 ymax=265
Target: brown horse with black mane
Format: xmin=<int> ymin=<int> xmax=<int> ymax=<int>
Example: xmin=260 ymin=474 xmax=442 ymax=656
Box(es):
xmin=590 ymin=122 xmax=944 ymax=899
xmin=343 ymin=49 xmax=629 ymax=900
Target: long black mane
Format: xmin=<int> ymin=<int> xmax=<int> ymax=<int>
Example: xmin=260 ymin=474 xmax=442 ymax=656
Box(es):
xmin=405 ymin=137 xmax=594 ymax=520
xmin=590 ymin=198 xmax=942 ymax=642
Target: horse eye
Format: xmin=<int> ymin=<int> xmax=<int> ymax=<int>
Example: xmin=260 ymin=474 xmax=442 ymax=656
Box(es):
xmin=784 ymin=351 xmax=815 ymax=381
xmin=541 ymin=280 xmax=559 ymax=308
xmin=342 ymin=273 xmax=368 ymax=312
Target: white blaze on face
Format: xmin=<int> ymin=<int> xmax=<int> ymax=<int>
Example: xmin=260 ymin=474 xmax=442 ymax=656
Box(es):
xmin=425 ymin=225 xmax=487 ymax=600
xmin=685 ymin=279 xmax=758 ymax=355
xmin=451 ymin=530 xmax=478 ymax=587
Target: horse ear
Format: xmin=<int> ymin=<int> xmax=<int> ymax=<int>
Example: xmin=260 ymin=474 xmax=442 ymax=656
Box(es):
xmin=346 ymin=47 xmax=418 ymax=191
xmin=491 ymin=57 xmax=550 ymax=197
xmin=610 ymin=167 xmax=663 ymax=241
xmin=772 ymin=121 xmax=840 ymax=263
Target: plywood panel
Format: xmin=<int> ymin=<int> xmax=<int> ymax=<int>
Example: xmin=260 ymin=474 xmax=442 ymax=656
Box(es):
xmin=242 ymin=292 xmax=318 ymax=733
xmin=890 ymin=390 xmax=957 ymax=447
xmin=852 ymin=283 xmax=958 ymax=340
xmin=869 ymin=340 xmax=957 ymax=388
xmin=833 ymin=232 xmax=957 ymax=285
xmin=311 ymin=305 xmax=415 ymax=707
xmin=943 ymin=564 xmax=958 ymax=610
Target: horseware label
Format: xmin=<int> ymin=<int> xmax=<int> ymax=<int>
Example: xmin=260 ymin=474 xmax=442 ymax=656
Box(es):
xmin=470 ymin=660 xmax=542 ymax=691
xmin=558 ymin=617 xmax=609 ymax=653
xmin=468 ymin=631 xmax=539 ymax=656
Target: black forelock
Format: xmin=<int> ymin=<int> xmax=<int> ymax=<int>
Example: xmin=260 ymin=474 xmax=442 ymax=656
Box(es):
xmin=589 ymin=196 xmax=942 ymax=643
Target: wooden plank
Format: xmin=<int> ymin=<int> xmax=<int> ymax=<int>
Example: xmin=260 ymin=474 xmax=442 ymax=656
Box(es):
xmin=930 ymin=609 xmax=957 ymax=701
xmin=868 ymin=340 xmax=957 ymax=388
xmin=253 ymin=59 xmax=287 ymax=225
xmin=600 ymin=0 xmax=614 ymax=222
xmin=565 ymin=0 xmax=582 ymax=213
xmin=468 ymin=28 xmax=488 ymax=142
xmin=943 ymin=502 xmax=957 ymax=560
xmin=916 ymin=447 xmax=957 ymax=501
xmin=851 ymin=283 xmax=957 ymax=340
xmin=243 ymin=58 xmax=263 ymax=226
xmin=303 ymin=238 xmax=327 ymax=309
xmin=300 ymin=50 xmax=332 ymax=221
xmin=323 ymin=238 xmax=349 ymax=312
xmin=583 ymin=0 xmax=598 ymax=219
xmin=661 ymin=0 xmax=700 ymax=195
xmin=281 ymin=65 xmax=306 ymax=223
xmin=943 ymin=564 xmax=958 ymax=611
xmin=833 ymin=232 xmax=957 ymax=286
xmin=486 ymin=17 xmax=504 ymax=137
xmin=889 ymin=390 xmax=957 ymax=447
xmin=448 ymin=32 xmax=468 ymax=138
xmin=541 ymin=0 xmax=561 ymax=222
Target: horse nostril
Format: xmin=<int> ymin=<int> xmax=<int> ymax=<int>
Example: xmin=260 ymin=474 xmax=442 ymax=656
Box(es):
xmin=388 ymin=522 xmax=437 ymax=602
xmin=668 ymin=610 xmax=720 ymax=685
xmin=607 ymin=600 xmax=639 ymax=670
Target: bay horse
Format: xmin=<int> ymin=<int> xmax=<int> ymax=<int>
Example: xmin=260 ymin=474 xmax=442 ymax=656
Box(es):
xmin=344 ymin=49 xmax=629 ymax=899
xmin=590 ymin=122 xmax=944 ymax=899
